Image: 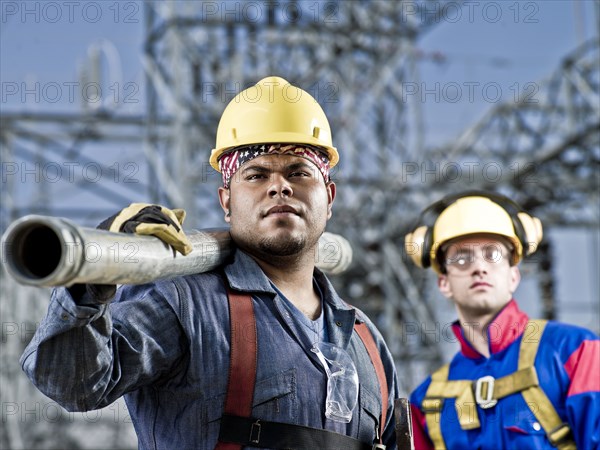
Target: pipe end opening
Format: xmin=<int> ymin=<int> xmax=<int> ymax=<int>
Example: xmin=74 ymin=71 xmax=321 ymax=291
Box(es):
xmin=8 ymin=224 xmax=62 ymax=280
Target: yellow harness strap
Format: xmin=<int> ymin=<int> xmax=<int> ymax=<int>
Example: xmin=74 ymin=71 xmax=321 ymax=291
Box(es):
xmin=519 ymin=320 xmax=576 ymax=450
xmin=422 ymin=319 xmax=576 ymax=449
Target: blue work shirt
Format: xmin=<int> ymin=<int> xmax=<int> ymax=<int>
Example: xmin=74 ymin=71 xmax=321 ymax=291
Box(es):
xmin=21 ymin=249 xmax=399 ymax=449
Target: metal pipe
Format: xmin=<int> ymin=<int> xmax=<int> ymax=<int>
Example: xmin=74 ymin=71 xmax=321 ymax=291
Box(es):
xmin=1 ymin=215 xmax=353 ymax=287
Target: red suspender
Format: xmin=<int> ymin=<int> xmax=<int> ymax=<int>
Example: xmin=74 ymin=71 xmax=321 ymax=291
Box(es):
xmin=355 ymin=322 xmax=389 ymax=444
xmin=215 ymin=290 xmax=258 ymax=450
xmin=215 ymin=291 xmax=388 ymax=448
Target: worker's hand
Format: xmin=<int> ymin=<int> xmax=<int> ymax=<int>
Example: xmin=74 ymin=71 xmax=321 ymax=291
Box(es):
xmin=98 ymin=203 xmax=193 ymax=256
xmin=67 ymin=203 xmax=192 ymax=304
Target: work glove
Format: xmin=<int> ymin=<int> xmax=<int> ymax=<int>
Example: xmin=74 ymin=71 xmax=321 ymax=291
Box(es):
xmin=68 ymin=203 xmax=193 ymax=304
xmin=98 ymin=203 xmax=193 ymax=256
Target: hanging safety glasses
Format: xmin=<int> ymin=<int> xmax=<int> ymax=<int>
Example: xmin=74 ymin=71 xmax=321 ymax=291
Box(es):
xmin=311 ymin=342 xmax=359 ymax=423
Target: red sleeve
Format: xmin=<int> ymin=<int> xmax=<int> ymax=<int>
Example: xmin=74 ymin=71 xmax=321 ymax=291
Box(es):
xmin=564 ymin=339 xmax=600 ymax=396
xmin=411 ymin=403 xmax=434 ymax=450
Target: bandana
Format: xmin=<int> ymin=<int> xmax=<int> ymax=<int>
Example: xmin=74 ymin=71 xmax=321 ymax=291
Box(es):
xmin=218 ymin=144 xmax=331 ymax=188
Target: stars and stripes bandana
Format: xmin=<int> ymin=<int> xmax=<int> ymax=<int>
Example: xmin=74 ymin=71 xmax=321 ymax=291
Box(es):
xmin=218 ymin=144 xmax=331 ymax=188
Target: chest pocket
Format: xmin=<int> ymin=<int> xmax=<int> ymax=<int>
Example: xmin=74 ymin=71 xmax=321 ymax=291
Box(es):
xmin=205 ymin=369 xmax=297 ymax=443
xmin=503 ymin=407 xmax=548 ymax=449
xmin=251 ymin=368 xmax=298 ymax=421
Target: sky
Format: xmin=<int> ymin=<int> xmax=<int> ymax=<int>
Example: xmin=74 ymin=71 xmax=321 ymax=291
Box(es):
xmin=1 ymin=1 xmax=597 ymax=116
xmin=1 ymin=1 xmax=144 ymax=118
xmin=415 ymin=0 xmax=597 ymax=145
xmin=1 ymin=0 xmax=598 ymax=331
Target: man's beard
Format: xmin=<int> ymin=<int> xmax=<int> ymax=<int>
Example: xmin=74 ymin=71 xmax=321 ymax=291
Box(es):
xmin=257 ymin=234 xmax=307 ymax=257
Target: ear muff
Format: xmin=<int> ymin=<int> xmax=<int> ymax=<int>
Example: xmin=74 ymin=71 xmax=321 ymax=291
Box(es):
xmin=404 ymin=190 xmax=543 ymax=270
xmin=404 ymin=196 xmax=457 ymax=269
xmin=404 ymin=225 xmax=429 ymax=268
xmin=517 ymin=212 xmax=543 ymax=256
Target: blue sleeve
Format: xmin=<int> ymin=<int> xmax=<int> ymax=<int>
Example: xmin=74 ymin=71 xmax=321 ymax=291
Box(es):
xmin=20 ymin=282 xmax=187 ymax=412
xmin=567 ymin=391 xmax=600 ymax=449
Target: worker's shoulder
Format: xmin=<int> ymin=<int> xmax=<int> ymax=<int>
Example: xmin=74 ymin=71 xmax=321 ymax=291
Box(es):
xmin=538 ymin=319 xmax=599 ymax=355
xmin=542 ymin=319 xmax=598 ymax=340
xmin=341 ymin=300 xmax=378 ymax=330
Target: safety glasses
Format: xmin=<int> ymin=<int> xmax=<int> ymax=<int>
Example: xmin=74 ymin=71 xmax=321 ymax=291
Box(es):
xmin=311 ymin=342 xmax=359 ymax=423
xmin=445 ymin=243 xmax=510 ymax=272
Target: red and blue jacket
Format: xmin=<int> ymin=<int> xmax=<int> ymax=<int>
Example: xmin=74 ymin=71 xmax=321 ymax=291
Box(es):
xmin=410 ymin=300 xmax=600 ymax=449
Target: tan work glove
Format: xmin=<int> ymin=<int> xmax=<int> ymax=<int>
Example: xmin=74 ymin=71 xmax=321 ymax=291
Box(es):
xmin=69 ymin=203 xmax=193 ymax=303
xmin=98 ymin=203 xmax=193 ymax=255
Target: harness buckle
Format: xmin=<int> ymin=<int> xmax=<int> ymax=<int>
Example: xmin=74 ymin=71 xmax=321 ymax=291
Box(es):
xmin=548 ymin=422 xmax=572 ymax=445
xmin=475 ymin=375 xmax=498 ymax=409
xmin=249 ymin=419 xmax=261 ymax=444
xmin=421 ymin=397 xmax=443 ymax=413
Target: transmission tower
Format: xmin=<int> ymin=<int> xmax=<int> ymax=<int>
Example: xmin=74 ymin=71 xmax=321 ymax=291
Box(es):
xmin=1 ymin=2 xmax=599 ymax=447
xmin=140 ymin=0 xmax=467 ymax=394
xmin=134 ymin=0 xmax=599 ymax=393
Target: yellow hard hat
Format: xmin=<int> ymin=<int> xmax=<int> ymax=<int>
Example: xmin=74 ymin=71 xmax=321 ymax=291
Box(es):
xmin=405 ymin=192 xmax=543 ymax=273
xmin=210 ymin=76 xmax=339 ymax=172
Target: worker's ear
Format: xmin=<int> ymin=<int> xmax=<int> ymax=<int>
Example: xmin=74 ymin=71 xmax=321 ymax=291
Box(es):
xmin=218 ymin=187 xmax=231 ymax=223
xmin=508 ymin=265 xmax=521 ymax=294
xmin=438 ymin=274 xmax=453 ymax=299
xmin=326 ymin=181 xmax=336 ymax=219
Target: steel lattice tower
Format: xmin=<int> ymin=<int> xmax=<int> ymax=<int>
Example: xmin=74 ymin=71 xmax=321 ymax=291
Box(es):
xmin=141 ymin=0 xmax=600 ymax=392
xmin=140 ymin=0 xmax=466 ymax=390
xmin=1 ymin=3 xmax=599 ymax=447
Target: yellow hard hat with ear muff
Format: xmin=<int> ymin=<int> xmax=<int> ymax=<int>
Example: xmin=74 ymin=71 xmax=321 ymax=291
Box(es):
xmin=404 ymin=190 xmax=543 ymax=273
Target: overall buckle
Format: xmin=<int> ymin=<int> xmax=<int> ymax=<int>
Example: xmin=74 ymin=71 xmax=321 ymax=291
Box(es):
xmin=249 ymin=419 xmax=261 ymax=444
xmin=475 ymin=375 xmax=498 ymax=409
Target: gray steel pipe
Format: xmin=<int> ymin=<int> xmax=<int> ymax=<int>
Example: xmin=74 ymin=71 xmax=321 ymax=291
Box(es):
xmin=1 ymin=215 xmax=353 ymax=287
